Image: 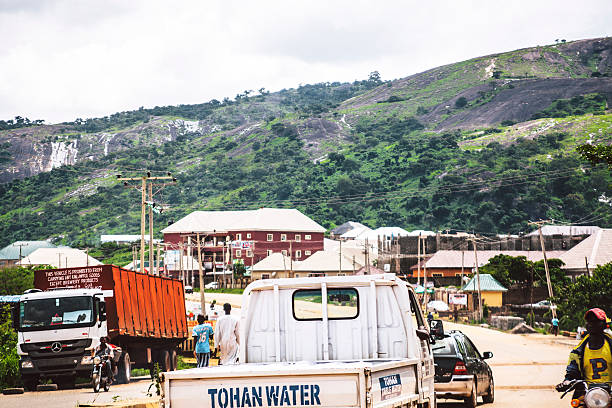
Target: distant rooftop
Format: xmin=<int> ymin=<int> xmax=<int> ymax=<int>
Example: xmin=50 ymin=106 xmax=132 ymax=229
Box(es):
xmin=525 ymin=225 xmax=600 ymax=237
xmin=330 ymin=221 xmax=369 ymax=236
xmin=162 ymin=208 xmax=326 ymax=234
xmin=461 ymin=274 xmax=508 ymax=292
xmin=101 ymin=235 xmax=161 ymax=244
xmin=0 ymin=241 xmax=56 ymax=260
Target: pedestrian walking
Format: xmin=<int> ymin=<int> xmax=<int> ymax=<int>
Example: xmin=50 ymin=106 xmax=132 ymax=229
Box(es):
xmin=215 ymin=303 xmax=240 ymax=365
xmin=192 ymin=314 xmax=214 ymax=367
xmin=551 ymin=316 xmax=560 ymax=336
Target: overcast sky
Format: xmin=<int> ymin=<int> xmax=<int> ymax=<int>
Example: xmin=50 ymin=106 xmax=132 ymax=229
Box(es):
xmin=1 ymin=0 xmax=611 ymax=124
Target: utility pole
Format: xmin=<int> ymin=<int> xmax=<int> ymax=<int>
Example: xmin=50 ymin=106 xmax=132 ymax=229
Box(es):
xmin=148 ymin=183 xmax=154 ymax=274
xmin=423 ymin=237 xmax=428 ymax=308
xmin=14 ymin=242 xmax=28 ymax=262
xmin=196 ymin=233 xmax=206 ymax=315
xmin=417 ymin=234 xmax=421 ymax=286
xmin=338 ymin=240 xmax=342 ymax=276
xmin=290 ymin=241 xmax=293 ymax=278
xmin=472 ymin=238 xmax=483 ymax=321
xmin=117 ymin=172 xmax=175 ymax=274
xmin=530 ymin=220 xmax=557 ymax=319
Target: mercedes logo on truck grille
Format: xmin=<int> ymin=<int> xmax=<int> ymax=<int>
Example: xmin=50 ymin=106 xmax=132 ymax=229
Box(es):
xmin=51 ymin=342 xmax=62 ymax=353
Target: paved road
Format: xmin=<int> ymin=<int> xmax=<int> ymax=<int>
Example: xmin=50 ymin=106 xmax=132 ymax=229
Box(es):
xmin=4 ymin=296 xmax=578 ymax=408
xmin=0 ymin=378 xmax=153 ymax=408
xmin=438 ymin=321 xmax=577 ymax=407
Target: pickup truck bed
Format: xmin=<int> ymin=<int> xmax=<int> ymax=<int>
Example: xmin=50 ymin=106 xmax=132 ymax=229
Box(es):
xmin=162 ymin=359 xmax=424 ymax=408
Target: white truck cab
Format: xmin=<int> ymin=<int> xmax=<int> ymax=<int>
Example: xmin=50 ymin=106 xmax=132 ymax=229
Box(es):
xmin=15 ymin=288 xmax=107 ymax=389
xmin=163 ymin=274 xmax=435 ymax=408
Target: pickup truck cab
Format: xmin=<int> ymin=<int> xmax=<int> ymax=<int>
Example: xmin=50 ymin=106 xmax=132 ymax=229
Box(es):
xmin=163 ymin=274 xmax=435 ymax=408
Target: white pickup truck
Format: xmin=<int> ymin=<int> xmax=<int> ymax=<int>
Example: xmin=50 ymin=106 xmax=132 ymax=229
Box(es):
xmin=162 ymin=274 xmax=436 ymax=408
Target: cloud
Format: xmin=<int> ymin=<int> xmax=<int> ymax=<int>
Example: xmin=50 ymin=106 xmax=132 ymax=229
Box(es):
xmin=0 ymin=0 xmax=611 ymax=123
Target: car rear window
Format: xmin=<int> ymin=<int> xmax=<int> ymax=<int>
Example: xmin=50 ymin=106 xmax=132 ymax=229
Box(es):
xmin=431 ymin=337 xmax=457 ymax=356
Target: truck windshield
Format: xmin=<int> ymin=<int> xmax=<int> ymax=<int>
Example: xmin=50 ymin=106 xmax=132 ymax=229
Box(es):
xmin=20 ymin=296 xmax=94 ymax=330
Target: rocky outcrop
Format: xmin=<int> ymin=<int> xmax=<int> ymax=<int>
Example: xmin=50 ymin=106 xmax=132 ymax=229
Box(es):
xmin=0 ymin=118 xmax=203 ymax=183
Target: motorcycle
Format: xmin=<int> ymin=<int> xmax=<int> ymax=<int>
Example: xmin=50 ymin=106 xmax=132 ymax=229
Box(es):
xmin=559 ymin=380 xmax=612 ymax=408
xmin=92 ymin=354 xmax=111 ymax=393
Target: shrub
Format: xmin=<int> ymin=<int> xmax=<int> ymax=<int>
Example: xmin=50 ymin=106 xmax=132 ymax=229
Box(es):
xmin=455 ymin=97 xmax=467 ymax=108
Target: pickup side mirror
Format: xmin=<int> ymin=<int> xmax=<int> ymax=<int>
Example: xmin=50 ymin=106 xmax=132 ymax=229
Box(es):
xmin=99 ymin=302 xmax=107 ymax=322
xmin=416 ymin=329 xmax=430 ymax=342
xmin=482 ymin=351 xmax=493 ymax=359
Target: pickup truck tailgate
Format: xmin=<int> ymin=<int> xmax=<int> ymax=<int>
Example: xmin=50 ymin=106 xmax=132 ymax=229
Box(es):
xmin=162 ymin=360 xmax=420 ymax=408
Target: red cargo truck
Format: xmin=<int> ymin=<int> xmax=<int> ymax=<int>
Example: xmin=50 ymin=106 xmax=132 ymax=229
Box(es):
xmin=15 ymin=265 xmax=187 ymax=389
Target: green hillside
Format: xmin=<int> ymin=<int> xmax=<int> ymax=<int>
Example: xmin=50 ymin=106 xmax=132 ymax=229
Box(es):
xmin=1 ymin=38 xmax=611 ymax=247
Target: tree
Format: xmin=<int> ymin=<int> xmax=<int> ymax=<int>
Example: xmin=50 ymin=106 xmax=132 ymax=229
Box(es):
xmin=577 ymin=144 xmax=612 ymax=169
xmin=368 ymin=71 xmax=382 ymax=84
xmin=455 ymin=97 xmax=468 ymax=108
xmin=479 ymin=254 xmax=532 ymax=288
xmin=555 ymin=262 xmax=612 ymax=330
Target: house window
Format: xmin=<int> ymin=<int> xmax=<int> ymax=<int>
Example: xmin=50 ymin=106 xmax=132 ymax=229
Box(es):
xmin=236 ymin=233 xmax=242 ymax=241
xmin=246 ymin=233 xmax=251 ymax=239
xmin=296 ymin=250 xmax=302 ymax=258
xmin=305 ymin=235 xmax=311 ymax=240
xmin=281 ymin=234 xmax=287 ymax=241
xmin=262 ymin=274 xmax=270 ymax=280
xmin=247 ymin=250 xmax=253 ymax=257
xmin=295 ymin=234 xmax=301 ymax=242
xmin=267 ymin=250 xmax=273 ymax=256
xmin=235 ymin=249 xmax=242 ymax=257
xmin=267 ymin=234 xmax=273 ymax=241
xmin=305 ymin=250 xmax=311 ymax=256
xmin=281 ymin=250 xmax=287 ymax=256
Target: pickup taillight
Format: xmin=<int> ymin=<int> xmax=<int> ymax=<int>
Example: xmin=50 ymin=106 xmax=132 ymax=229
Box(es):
xmin=453 ymin=361 xmax=468 ymax=375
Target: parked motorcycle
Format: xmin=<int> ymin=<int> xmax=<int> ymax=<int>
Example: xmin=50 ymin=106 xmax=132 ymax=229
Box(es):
xmin=559 ymin=379 xmax=612 ymax=408
xmin=92 ymin=354 xmax=111 ymax=393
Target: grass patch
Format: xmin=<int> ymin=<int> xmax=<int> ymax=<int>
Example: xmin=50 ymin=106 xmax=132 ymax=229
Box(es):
xmin=195 ymin=288 xmax=245 ymax=294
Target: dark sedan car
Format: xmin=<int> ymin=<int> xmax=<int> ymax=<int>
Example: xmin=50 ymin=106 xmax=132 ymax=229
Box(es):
xmin=432 ymin=330 xmax=494 ymax=407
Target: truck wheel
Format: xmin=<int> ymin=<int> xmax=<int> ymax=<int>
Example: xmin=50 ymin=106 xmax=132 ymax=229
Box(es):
xmin=158 ymin=349 xmax=171 ymax=372
xmin=482 ymin=376 xmax=494 ymax=403
xmin=463 ymin=381 xmax=477 ymax=408
xmin=37 ymin=384 xmax=58 ymax=392
xmin=22 ymin=377 xmax=39 ymax=392
xmin=116 ymin=352 xmax=131 ymax=384
xmin=170 ymin=349 xmax=178 ymax=371
xmin=56 ymin=377 xmax=75 ymax=390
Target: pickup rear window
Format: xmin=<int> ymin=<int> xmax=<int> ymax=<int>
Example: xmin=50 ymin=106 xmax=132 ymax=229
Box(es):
xmin=293 ymin=288 xmax=359 ymax=320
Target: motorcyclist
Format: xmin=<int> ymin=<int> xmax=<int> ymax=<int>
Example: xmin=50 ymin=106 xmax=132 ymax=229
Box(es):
xmin=556 ymin=308 xmax=612 ymax=397
xmin=95 ymin=336 xmax=115 ymax=384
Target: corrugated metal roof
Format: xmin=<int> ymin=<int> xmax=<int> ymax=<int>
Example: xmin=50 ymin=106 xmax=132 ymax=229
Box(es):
xmin=417 ymin=250 xmax=567 ymax=269
xmin=330 ymin=221 xmax=368 ymax=235
xmin=461 ymin=274 xmax=508 ymax=292
xmin=0 ymin=241 xmax=56 ymax=260
xmin=252 ymin=253 xmax=297 ymax=272
xmin=525 ymin=225 xmax=600 ymax=237
xmin=161 ymin=208 xmax=326 ymax=234
xmin=340 ymin=226 xmax=372 ymax=239
xmin=17 ymin=247 xmax=102 ymax=268
xmin=559 ymin=228 xmax=612 ymax=270
xmin=294 ymin=250 xmax=362 ymax=273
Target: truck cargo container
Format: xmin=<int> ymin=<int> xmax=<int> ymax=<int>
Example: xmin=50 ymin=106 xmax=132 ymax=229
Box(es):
xmin=14 ymin=265 xmax=187 ymax=390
